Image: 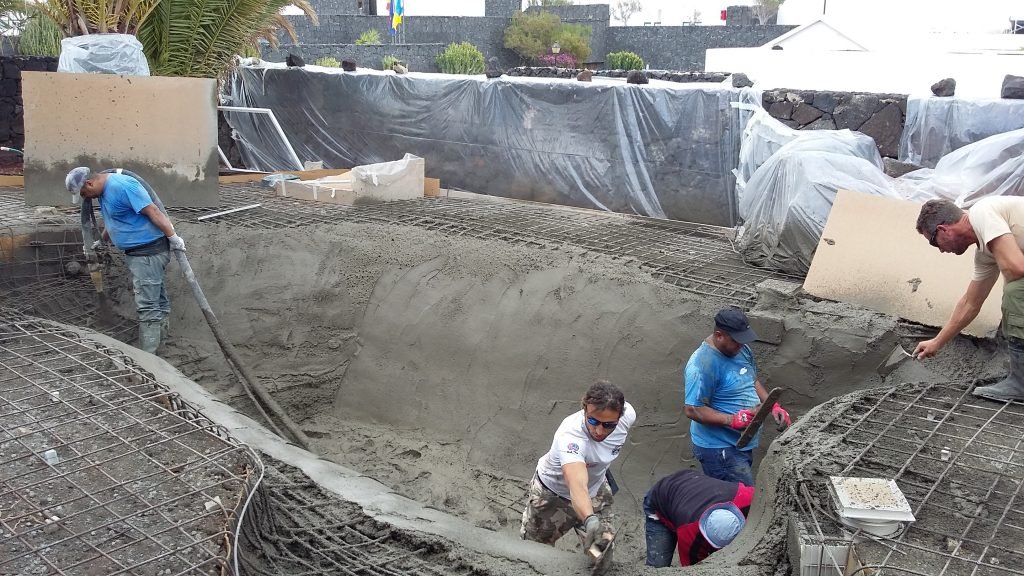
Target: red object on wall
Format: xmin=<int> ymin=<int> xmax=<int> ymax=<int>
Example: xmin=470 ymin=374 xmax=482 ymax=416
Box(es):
xmin=720 ymin=9 xmax=727 ymax=20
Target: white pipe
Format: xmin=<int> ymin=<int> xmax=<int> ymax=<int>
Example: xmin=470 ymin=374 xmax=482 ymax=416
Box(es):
xmin=197 ymin=203 xmax=262 ymax=221
xmin=218 ymin=106 xmax=304 ymax=171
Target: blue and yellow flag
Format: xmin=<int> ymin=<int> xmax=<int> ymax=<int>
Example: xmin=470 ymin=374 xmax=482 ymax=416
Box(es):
xmin=387 ymin=0 xmax=404 ymax=35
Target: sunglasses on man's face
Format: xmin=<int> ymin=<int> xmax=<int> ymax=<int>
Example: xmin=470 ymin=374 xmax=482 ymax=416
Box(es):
xmin=586 ymin=417 xmax=618 ymax=430
xmin=929 ymin=227 xmax=940 ymax=248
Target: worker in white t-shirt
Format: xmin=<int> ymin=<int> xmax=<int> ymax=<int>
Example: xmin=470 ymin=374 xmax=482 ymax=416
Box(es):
xmin=520 ymin=380 xmax=637 ymax=556
xmin=914 ymin=197 xmax=1024 ymax=401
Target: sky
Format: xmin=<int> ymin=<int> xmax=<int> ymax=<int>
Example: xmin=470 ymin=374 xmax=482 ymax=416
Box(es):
xmin=398 ymin=0 xmax=1021 ymax=32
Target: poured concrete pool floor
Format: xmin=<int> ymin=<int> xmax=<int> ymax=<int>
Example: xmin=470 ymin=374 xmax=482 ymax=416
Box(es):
xmin=1 ymin=184 xmax=1016 ymax=575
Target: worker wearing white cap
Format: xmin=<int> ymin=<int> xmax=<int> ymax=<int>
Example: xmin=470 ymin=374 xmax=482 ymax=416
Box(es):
xmin=66 ymin=167 xmax=185 ymax=354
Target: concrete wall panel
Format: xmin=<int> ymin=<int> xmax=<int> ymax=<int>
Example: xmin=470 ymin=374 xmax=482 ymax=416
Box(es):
xmin=804 ymin=190 xmax=1002 ymax=337
xmin=22 ymin=72 xmax=218 ymax=207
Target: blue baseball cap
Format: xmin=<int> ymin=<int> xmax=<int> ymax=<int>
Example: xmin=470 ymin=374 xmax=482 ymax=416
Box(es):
xmin=698 ymin=502 xmax=746 ymax=549
xmin=714 ymin=307 xmax=757 ymax=344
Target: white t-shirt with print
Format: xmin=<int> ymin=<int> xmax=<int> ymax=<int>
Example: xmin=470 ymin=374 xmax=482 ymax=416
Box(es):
xmin=970 ymin=197 xmax=1024 ymax=281
xmin=534 ymin=402 xmax=636 ymax=499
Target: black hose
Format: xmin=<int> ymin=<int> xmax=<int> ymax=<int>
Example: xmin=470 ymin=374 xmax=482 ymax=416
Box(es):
xmin=97 ymin=169 xmax=313 ymax=452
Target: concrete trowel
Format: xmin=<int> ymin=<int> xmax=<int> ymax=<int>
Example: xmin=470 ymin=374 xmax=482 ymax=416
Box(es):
xmin=876 ymin=345 xmax=915 ymax=378
xmin=587 ymin=531 xmax=615 ymax=576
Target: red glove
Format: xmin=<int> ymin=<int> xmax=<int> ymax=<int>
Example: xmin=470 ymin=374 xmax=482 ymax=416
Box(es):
xmin=772 ymin=403 xmax=791 ymax=428
xmin=729 ymin=409 xmax=756 ymax=430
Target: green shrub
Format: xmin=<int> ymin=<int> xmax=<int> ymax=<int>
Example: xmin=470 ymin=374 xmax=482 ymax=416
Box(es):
xmin=503 ymin=11 xmax=591 ymax=64
xmin=355 ymin=28 xmax=381 ymax=45
xmin=556 ymin=22 xmax=591 ymax=63
xmin=315 ymin=56 xmax=340 ymax=67
xmin=382 ymin=54 xmax=400 ymax=70
xmin=19 ymin=10 xmax=62 ymax=57
xmin=435 ymin=42 xmax=485 ymax=75
xmin=606 ymin=51 xmax=644 ymax=71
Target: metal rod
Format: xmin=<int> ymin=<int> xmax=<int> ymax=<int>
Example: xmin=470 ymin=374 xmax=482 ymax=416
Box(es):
xmin=197 ymin=204 xmax=262 ymax=221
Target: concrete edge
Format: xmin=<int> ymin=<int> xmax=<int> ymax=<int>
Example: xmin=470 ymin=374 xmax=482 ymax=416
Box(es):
xmin=60 ymin=324 xmax=587 ymax=576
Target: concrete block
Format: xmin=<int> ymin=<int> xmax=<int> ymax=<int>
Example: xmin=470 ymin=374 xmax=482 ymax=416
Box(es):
xmin=748 ymin=312 xmax=786 ymax=345
xmin=757 ymin=279 xmax=802 ymax=299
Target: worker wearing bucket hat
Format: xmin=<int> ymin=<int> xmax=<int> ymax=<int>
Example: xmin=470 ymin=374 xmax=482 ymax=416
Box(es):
xmin=644 ymin=468 xmax=754 ymax=567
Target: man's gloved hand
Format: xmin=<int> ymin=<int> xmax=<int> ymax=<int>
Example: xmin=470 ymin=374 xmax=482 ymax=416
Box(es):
xmin=168 ymin=234 xmax=185 ymax=252
xmin=582 ymin=514 xmax=601 ymax=549
xmin=730 ymin=409 xmax=756 ymax=430
xmin=771 ymin=403 xmax=791 ymax=429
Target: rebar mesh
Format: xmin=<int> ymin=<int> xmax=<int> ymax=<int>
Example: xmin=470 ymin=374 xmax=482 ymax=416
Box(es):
xmin=236 ymin=458 xmax=515 ymax=576
xmin=0 ymin=310 xmax=264 ymax=575
xmin=170 ymin=184 xmax=799 ymax=304
xmin=793 ymin=382 xmax=1024 ymax=576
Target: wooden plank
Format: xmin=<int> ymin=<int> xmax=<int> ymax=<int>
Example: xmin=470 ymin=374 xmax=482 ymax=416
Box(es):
xmin=424 ymin=177 xmax=441 ymax=197
xmin=803 ymin=190 xmax=1002 ymax=337
xmin=0 ymin=175 xmax=23 ymax=187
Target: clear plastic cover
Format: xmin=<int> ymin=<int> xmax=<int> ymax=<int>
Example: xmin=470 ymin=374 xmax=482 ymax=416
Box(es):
xmin=735 ymin=106 xmax=882 ymax=219
xmin=736 ymin=145 xmax=895 ymax=274
xmin=223 ymin=60 xmax=761 ymax=226
xmin=737 ymin=126 xmax=1024 ymax=275
xmin=899 ymin=96 xmax=1024 ymax=168
xmin=898 ymin=127 xmax=1024 ymax=206
xmin=58 ymin=34 xmax=151 ymax=76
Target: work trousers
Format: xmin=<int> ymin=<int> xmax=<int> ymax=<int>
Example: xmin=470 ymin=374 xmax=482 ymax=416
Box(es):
xmin=643 ymin=490 xmax=677 ymax=567
xmin=1002 ymin=277 xmax=1024 ymax=341
xmin=126 ymin=251 xmax=171 ymax=323
xmin=692 ymin=443 xmax=754 ymax=486
xmin=520 ymin=474 xmax=614 ymax=546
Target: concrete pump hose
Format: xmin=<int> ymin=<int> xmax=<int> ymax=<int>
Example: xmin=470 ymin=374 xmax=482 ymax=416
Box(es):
xmin=102 ymin=169 xmax=313 ymax=452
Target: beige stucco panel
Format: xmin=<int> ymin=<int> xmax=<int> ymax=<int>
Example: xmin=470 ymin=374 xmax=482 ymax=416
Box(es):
xmin=804 ymin=190 xmax=1003 ymax=338
xmin=22 ymin=72 xmax=218 ymax=207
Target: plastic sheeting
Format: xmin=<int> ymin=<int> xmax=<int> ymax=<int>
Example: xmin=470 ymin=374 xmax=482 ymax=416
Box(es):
xmin=899 ymin=127 xmax=1024 ymax=206
xmin=737 ymin=141 xmax=894 ymax=274
xmin=737 ymin=125 xmax=1024 ymax=275
xmin=734 ymin=106 xmax=881 ymax=216
xmin=899 ymin=96 xmax=1024 ymax=168
xmin=58 ymin=34 xmax=150 ymax=76
xmin=224 ymin=61 xmax=760 ymax=226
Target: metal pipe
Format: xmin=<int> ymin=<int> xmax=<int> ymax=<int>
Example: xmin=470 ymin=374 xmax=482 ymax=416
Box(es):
xmin=217 ymin=106 xmax=304 ymax=171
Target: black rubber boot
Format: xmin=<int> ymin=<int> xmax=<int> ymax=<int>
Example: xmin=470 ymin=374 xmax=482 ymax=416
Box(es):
xmin=974 ymin=339 xmax=1024 ymax=402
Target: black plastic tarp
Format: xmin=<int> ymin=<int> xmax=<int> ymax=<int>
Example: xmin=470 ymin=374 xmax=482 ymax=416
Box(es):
xmin=224 ymin=62 xmax=758 ymax=226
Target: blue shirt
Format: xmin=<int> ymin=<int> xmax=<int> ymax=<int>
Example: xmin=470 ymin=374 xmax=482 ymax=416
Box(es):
xmin=98 ymin=174 xmax=163 ymax=250
xmin=684 ymin=342 xmax=761 ymax=451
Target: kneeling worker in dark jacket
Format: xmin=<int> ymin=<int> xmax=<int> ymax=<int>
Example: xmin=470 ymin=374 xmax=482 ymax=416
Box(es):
xmin=644 ymin=468 xmax=754 ymax=567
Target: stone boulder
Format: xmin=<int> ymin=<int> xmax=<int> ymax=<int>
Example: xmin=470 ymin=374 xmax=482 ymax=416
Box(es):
xmin=285 ymin=53 xmax=305 ymax=67
xmin=930 ymin=78 xmax=956 ymax=97
xmin=1002 ymin=75 xmax=1024 ymax=99
xmin=731 ymin=72 xmax=753 ymax=88
xmin=341 ymin=60 xmax=356 ymax=72
xmin=576 ymin=69 xmax=593 ymax=82
xmin=485 ymin=57 xmax=503 ymax=79
xmin=626 ymin=70 xmax=648 ymax=85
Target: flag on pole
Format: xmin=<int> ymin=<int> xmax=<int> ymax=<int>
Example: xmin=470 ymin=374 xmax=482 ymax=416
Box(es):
xmin=387 ymin=0 xmax=404 ymax=35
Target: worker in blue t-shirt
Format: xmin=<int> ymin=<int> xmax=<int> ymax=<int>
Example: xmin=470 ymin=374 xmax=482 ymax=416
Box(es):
xmin=683 ymin=308 xmax=791 ymax=485
xmin=66 ymin=167 xmax=186 ymax=355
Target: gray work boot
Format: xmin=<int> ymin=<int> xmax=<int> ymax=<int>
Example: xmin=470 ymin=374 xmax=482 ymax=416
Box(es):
xmin=974 ymin=340 xmax=1024 ymax=402
xmin=138 ymin=320 xmax=163 ymax=355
